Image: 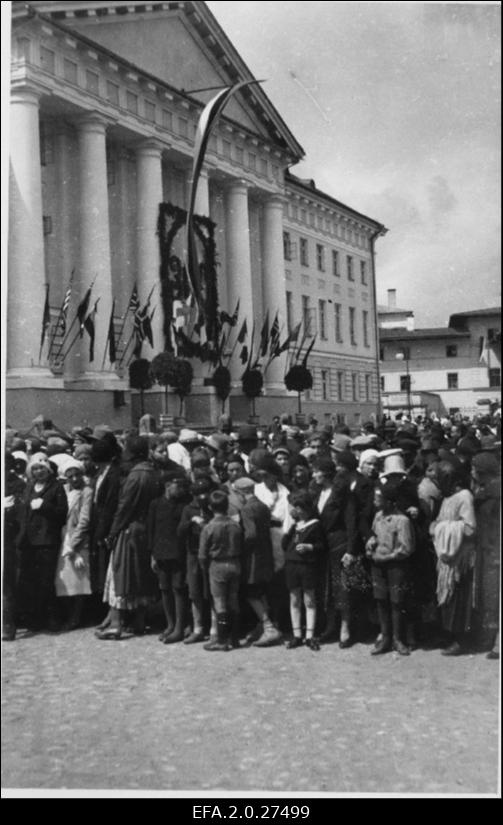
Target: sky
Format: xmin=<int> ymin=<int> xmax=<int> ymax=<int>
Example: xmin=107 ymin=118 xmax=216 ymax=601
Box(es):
xmin=206 ymin=0 xmax=501 ymax=327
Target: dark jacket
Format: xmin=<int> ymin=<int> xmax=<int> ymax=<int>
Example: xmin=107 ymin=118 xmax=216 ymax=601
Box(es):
xmin=317 ymin=470 xmax=357 ymax=552
xmin=177 ymin=500 xmax=212 ymax=557
xmin=110 ymin=461 xmax=162 ymax=536
xmin=18 ymin=476 xmax=68 ymax=548
xmin=199 ymin=515 xmax=243 ymax=564
xmin=240 ymin=495 xmax=274 ymax=584
xmin=90 ymin=460 xmax=122 ymax=547
xmin=351 ymin=472 xmax=376 ymax=550
xmin=147 ymin=494 xmax=191 ymax=561
xmin=282 ymin=519 xmax=326 ymax=565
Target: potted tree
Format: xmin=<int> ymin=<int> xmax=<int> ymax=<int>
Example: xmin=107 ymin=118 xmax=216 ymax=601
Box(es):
xmin=151 ymin=352 xmax=194 ymax=428
xmin=212 ymin=365 xmax=232 ymax=415
xmin=284 ymin=364 xmax=313 ymax=425
xmin=129 ymin=358 xmax=153 ymax=419
xmin=242 ymin=368 xmax=264 ymax=424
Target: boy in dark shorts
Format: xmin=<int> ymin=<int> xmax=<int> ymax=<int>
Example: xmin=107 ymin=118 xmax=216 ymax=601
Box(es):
xmin=199 ymin=490 xmax=243 ymax=651
xmin=282 ymin=490 xmax=326 ymax=651
xmin=147 ymin=469 xmax=192 ymax=644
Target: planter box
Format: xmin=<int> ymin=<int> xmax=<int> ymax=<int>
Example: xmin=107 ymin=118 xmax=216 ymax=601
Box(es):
xmin=159 ymin=414 xmax=174 ymax=431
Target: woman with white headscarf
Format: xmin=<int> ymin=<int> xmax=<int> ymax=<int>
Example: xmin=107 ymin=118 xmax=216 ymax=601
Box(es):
xmin=55 ymin=459 xmax=93 ymax=631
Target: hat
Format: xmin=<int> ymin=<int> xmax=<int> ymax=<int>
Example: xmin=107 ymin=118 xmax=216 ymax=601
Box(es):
xmin=335 ymin=450 xmax=358 ymax=472
xmin=233 ymin=477 xmax=256 ymax=493
xmin=472 ymin=452 xmax=500 ymax=476
xmin=74 ymin=444 xmax=93 ymax=460
xmin=358 ymin=449 xmax=380 ymax=469
xmin=10 ymin=437 xmax=27 ymax=453
xmin=179 ymin=429 xmax=200 ymax=444
xmin=27 ymin=452 xmax=52 ymax=475
xmin=299 ymin=447 xmax=317 ymax=460
xmin=351 ymin=435 xmax=379 ymax=450
xmin=205 ymin=434 xmax=230 ymax=452
xmin=12 ymin=451 xmax=28 ymax=465
xmin=379 ymin=449 xmax=406 ymax=477
xmin=238 ymin=425 xmax=258 ymax=442
xmin=90 ymin=440 xmax=115 ymax=464
xmin=62 ymin=458 xmax=85 ymax=476
xmin=394 ymin=437 xmax=419 ymax=454
xmin=253 ymin=453 xmax=282 ymax=477
xmin=331 ymin=434 xmax=352 ymax=453
xmin=46 ymin=438 xmax=71 ymax=457
xmin=273 ymin=447 xmax=291 ymax=458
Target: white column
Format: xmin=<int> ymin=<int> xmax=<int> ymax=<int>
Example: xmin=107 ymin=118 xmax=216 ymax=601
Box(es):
xmin=262 ymin=196 xmax=288 ymax=388
xmin=114 ymin=147 xmax=137 ymax=315
xmin=225 ymin=180 xmax=253 ymax=381
xmin=7 ymin=85 xmax=48 ymax=374
xmin=75 ymin=113 xmax=114 ymax=376
xmin=136 ymin=139 xmax=164 ymax=355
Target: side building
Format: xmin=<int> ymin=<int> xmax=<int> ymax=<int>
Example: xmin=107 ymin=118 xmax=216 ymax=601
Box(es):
xmin=379 ymin=297 xmax=501 ymax=418
xmin=7 ymin=0 xmax=387 ymax=430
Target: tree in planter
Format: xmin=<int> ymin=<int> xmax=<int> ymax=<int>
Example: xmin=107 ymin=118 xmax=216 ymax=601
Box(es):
xmin=151 ymin=352 xmax=194 ymax=418
xmin=242 ymin=368 xmax=264 ymax=419
xmin=212 ymin=365 xmax=232 ymax=415
xmin=129 ymin=359 xmax=153 ymax=418
xmin=284 ymin=364 xmax=313 ymax=415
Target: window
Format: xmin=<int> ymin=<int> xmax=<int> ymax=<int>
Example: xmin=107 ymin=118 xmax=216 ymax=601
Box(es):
xmin=286 ymin=291 xmax=294 ymax=334
xmin=446 ymin=345 xmax=458 ymax=358
xmin=162 ymin=110 xmax=173 ymax=130
xmin=259 ymin=159 xmax=268 ymax=176
xmin=332 ymin=250 xmax=340 ymax=277
xmin=235 ymin=147 xmax=244 ymax=165
xmin=248 ymin=153 xmax=257 ymax=171
xmin=489 ymin=368 xmax=501 ymax=388
xmin=126 ymin=91 xmax=138 ymax=114
xmin=363 ymin=310 xmax=370 ymax=347
xmin=319 ymin=300 xmax=327 ymax=340
xmin=334 ymin=303 xmax=342 ymax=343
xmin=365 ymin=374 xmax=372 ymax=402
xmin=361 ymin=260 xmax=367 ymax=285
xmin=347 ymin=255 xmax=354 ymax=281
xmin=321 ymin=370 xmax=330 ymax=401
xmin=86 ymin=70 xmax=99 ymax=95
xmin=316 ymin=244 xmax=325 ymax=272
xmin=352 ymin=373 xmax=359 ymax=402
xmin=300 ymin=238 xmax=309 ymax=267
xmin=447 ymin=373 xmax=459 ymax=390
xmin=16 ymin=37 xmax=31 ymax=61
xmin=302 ymin=296 xmax=316 ymax=336
xmin=40 ymin=46 xmax=56 ymax=74
xmin=337 ymin=371 xmax=345 ymax=401
xmin=380 ymin=346 xmax=385 ymax=361
xmin=107 ymin=81 xmax=120 ymax=106
xmin=64 ymin=59 xmax=78 ymax=85
xmin=380 ymin=376 xmax=385 ymax=392
xmin=178 ymin=118 xmax=188 ymax=138
xmin=349 ymin=307 xmax=356 ymax=345
xmin=283 ymin=232 xmax=292 ymax=261
xmin=400 ymin=375 xmax=411 ymax=392
xmin=43 ymin=216 xmax=53 ymax=236
xmin=145 ymin=101 xmax=156 ymax=123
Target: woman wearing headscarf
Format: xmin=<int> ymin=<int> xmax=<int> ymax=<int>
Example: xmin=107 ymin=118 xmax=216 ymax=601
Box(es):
xmin=16 ymin=453 xmax=68 ymax=632
xmin=55 ymin=459 xmax=93 ymax=630
xmin=471 ymin=451 xmax=500 ymax=659
xmin=430 ymin=461 xmax=477 ymax=656
xmin=96 ymin=437 xmax=161 ymax=639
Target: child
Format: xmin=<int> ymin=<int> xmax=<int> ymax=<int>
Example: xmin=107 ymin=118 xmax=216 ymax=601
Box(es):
xmin=147 ymin=468 xmax=192 ymax=644
xmin=177 ymin=477 xmax=215 ymax=644
xmin=198 ymin=490 xmax=243 ymax=651
xmin=366 ymin=480 xmax=415 ymax=656
xmin=282 ymin=490 xmax=326 ymax=651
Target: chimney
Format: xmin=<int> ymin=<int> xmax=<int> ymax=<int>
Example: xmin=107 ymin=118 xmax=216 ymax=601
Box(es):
xmin=388 ymin=289 xmax=397 ymax=309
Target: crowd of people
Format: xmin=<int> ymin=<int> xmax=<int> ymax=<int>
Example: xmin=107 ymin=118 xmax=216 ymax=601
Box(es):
xmin=3 ymin=409 xmax=500 ymax=660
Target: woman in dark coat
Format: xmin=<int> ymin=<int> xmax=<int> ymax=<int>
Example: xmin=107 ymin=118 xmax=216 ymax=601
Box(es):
xmin=88 ymin=439 xmax=122 ymax=599
xmin=471 ymin=451 xmax=501 ymax=659
xmin=96 ymin=437 xmax=161 ymax=639
xmin=16 ymin=453 xmax=68 ymax=632
xmin=3 ymin=453 xmax=26 ymax=641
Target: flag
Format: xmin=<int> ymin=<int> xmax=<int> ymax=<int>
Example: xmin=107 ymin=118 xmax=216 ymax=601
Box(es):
xmin=237 ymin=319 xmax=248 ymax=344
xmin=220 ymin=300 xmax=240 ymax=328
xmin=185 ymin=80 xmax=265 ymax=309
xmin=240 ymin=345 xmax=249 ymax=365
xmin=479 ymin=336 xmax=489 ymax=364
xmin=39 ymin=284 xmax=51 ymax=359
xmin=77 ymin=287 xmax=93 ymax=337
xmin=84 ymin=300 xmax=99 ymax=362
xmin=260 ymin=311 xmax=270 ymax=358
xmin=278 ymin=321 xmax=302 ymax=354
xmin=301 ymin=335 xmax=317 ymax=368
xmin=269 ymin=312 xmax=280 ymax=356
xmin=128 ymin=284 xmax=140 ymax=316
xmin=142 ymin=310 xmax=154 ymax=350
xmin=59 ymin=275 xmax=73 ymax=336
xmin=107 ymin=300 xmax=117 ymax=364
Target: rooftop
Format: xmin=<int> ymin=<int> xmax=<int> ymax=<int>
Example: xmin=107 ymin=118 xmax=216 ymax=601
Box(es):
xmin=379 ymin=327 xmax=470 ymax=341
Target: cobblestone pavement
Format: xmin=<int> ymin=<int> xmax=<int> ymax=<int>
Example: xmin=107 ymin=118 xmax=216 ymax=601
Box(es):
xmin=1 ymin=628 xmax=500 ymax=795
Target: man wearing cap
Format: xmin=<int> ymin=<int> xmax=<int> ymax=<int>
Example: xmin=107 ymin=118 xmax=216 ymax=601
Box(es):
xmin=234 ymin=477 xmax=282 ymax=647
xmin=237 ymin=425 xmax=259 ymax=473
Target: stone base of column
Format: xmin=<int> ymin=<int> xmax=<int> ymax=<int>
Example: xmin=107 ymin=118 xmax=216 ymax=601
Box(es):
xmin=64 ymin=372 xmax=128 ymax=392
xmin=6 ymin=368 xmax=61 ymax=388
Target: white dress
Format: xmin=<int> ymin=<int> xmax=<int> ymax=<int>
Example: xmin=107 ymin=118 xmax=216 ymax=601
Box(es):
xmin=55 ymin=486 xmax=93 ymax=597
xmin=254 ymin=481 xmax=293 ymax=572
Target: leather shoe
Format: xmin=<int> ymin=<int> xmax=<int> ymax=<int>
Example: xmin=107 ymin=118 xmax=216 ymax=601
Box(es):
xmin=95 ymin=628 xmax=122 ymax=641
xmin=393 ymin=639 xmax=410 ymax=656
xmin=371 ymin=638 xmax=392 ymax=655
xmin=184 ymin=631 xmax=205 ymax=645
xmin=306 ymin=638 xmax=321 ymax=651
xmin=441 ymin=641 xmax=462 ymax=656
xmin=163 ymin=632 xmax=184 ymax=645
xmin=339 ymin=638 xmax=353 ymax=649
xmin=286 ymin=637 xmax=303 ymax=649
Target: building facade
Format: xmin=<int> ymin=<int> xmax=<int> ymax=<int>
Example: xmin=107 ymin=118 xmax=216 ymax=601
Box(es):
xmin=379 ymin=301 xmax=501 ymax=418
xmin=7 ymin=1 xmax=386 ymax=430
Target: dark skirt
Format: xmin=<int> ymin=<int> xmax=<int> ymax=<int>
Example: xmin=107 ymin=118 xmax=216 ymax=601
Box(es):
xmin=441 ymin=570 xmax=474 ymax=635
xmin=112 ymin=522 xmax=158 ymax=600
xmin=325 ymin=531 xmax=372 ymax=612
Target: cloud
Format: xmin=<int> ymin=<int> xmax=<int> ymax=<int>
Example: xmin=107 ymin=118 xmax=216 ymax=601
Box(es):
xmin=427 ymin=176 xmax=457 ymax=221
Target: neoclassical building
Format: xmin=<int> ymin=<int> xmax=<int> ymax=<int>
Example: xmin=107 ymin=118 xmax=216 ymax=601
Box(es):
xmin=7 ymin=0 xmax=387 ymax=430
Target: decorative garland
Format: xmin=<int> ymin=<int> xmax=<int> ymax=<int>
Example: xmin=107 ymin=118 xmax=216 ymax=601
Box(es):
xmin=158 ymin=203 xmax=221 ymax=353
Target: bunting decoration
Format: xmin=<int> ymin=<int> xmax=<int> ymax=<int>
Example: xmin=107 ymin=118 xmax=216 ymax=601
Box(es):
xmin=77 ymin=287 xmax=93 ymax=338
xmin=107 ymin=300 xmax=117 ymax=365
xmin=83 ymin=300 xmax=100 ymax=363
xmin=185 ymin=80 xmax=265 ymax=311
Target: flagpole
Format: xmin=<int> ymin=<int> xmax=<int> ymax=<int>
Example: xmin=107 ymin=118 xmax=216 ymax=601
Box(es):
xmin=59 ymin=298 xmax=100 ymax=364
xmin=53 ymin=275 xmax=97 ymax=362
xmin=264 ymin=322 xmax=286 ymax=375
xmin=38 ymin=284 xmax=50 ymax=365
xmin=47 ymin=270 xmax=74 ymax=362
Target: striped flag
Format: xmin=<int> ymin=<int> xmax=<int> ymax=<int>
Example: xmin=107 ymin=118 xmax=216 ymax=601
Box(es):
xmin=60 ymin=274 xmax=73 ymax=336
xmin=84 ymin=300 xmax=99 ymax=362
xmin=128 ymin=284 xmax=140 ymax=316
xmin=269 ymin=312 xmax=280 ymax=356
xmin=260 ymin=311 xmax=270 ymax=358
xmin=185 ymin=80 xmax=265 ymax=310
xmin=107 ymin=300 xmax=117 ymax=364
